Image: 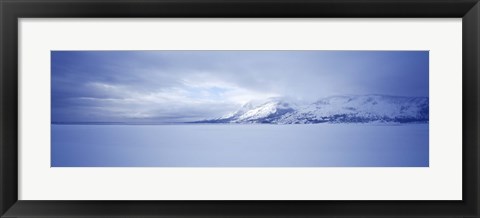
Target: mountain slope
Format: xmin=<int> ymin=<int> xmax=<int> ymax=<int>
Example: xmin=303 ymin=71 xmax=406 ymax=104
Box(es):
xmin=277 ymin=95 xmax=428 ymax=124
xmin=197 ymin=95 xmax=429 ymax=124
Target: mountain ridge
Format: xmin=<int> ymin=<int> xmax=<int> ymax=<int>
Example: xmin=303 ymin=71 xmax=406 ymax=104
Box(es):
xmin=195 ymin=94 xmax=429 ymax=124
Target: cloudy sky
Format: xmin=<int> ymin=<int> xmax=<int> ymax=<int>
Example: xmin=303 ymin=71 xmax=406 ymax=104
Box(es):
xmin=51 ymin=50 xmax=428 ymax=123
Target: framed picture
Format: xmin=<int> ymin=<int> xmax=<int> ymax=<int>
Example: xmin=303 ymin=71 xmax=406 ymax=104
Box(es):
xmin=1 ymin=0 xmax=479 ymax=217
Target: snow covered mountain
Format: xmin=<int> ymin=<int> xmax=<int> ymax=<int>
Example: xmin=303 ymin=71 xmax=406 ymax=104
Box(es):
xmin=196 ymin=95 xmax=429 ymax=124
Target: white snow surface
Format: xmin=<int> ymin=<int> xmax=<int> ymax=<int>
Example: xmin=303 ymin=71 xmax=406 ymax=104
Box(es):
xmin=52 ymin=123 xmax=429 ymax=167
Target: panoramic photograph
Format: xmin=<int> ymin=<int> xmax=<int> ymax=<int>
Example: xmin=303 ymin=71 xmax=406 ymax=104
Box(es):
xmin=51 ymin=50 xmax=429 ymax=167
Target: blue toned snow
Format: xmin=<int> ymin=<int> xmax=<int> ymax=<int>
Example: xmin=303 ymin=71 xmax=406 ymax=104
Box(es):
xmin=51 ymin=50 xmax=429 ymax=167
xmin=51 ymin=123 xmax=428 ymax=167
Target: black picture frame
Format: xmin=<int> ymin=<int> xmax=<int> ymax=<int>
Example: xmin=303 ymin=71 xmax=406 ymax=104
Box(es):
xmin=1 ymin=0 xmax=479 ymax=217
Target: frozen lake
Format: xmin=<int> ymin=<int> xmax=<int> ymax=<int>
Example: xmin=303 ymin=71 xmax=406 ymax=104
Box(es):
xmin=51 ymin=124 xmax=428 ymax=167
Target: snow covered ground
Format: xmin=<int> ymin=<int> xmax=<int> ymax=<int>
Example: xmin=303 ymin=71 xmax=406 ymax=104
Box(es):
xmin=51 ymin=123 xmax=428 ymax=167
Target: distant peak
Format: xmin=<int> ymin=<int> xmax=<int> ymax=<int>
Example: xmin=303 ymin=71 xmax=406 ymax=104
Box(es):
xmin=197 ymin=94 xmax=429 ymax=124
